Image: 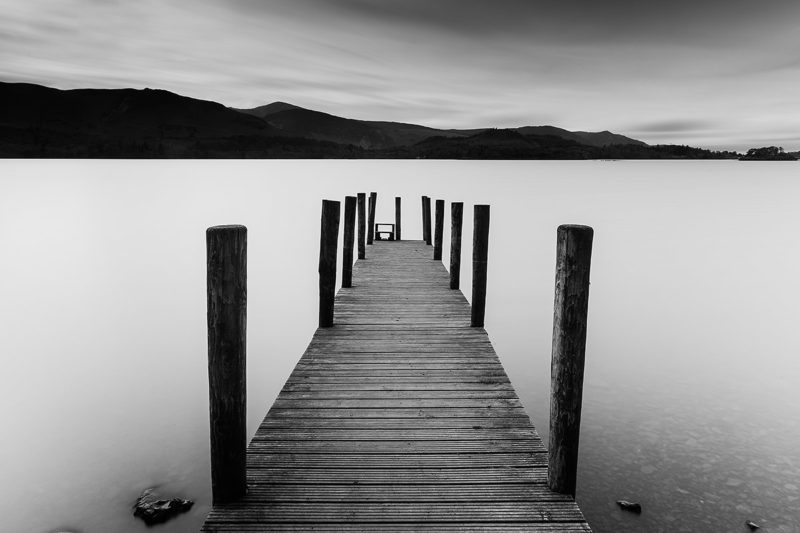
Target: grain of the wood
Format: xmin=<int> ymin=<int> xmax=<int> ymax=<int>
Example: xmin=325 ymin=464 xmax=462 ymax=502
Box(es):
xmin=423 ymin=196 xmax=432 ymax=245
xmin=395 ymin=196 xmax=401 ymax=241
xmin=549 ymin=224 xmax=593 ymax=497
xmin=202 ymin=525 xmax=591 ymax=533
xmin=450 ymin=202 xmax=463 ymax=290
xmin=433 ymin=199 xmax=445 ymax=260
xmin=471 ymin=205 xmax=490 ymax=327
xmin=241 ymin=483 xmax=571 ymax=501
xmin=202 ymin=239 xmax=589 ymax=531
xmin=367 ymin=192 xmax=377 ymax=245
xmin=318 ymin=200 xmax=340 ymax=328
xmin=206 ymin=225 xmax=247 ymax=505
xmin=357 ymin=193 xmax=366 ymax=260
xmin=342 ymin=196 xmax=356 ymax=288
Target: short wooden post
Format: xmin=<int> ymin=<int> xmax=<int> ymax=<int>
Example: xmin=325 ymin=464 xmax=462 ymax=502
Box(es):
xmin=450 ymin=202 xmax=463 ymax=290
xmin=433 ymin=199 xmax=445 ymax=260
xmin=470 ymin=205 xmax=490 ymax=327
xmin=548 ymin=224 xmax=593 ymax=497
xmin=206 ymin=224 xmax=247 ymax=505
xmin=357 ymin=193 xmax=366 ymax=260
xmin=342 ymin=196 xmax=356 ymax=288
xmin=319 ymin=200 xmax=340 ymax=327
xmin=424 ymin=196 xmax=432 ymax=245
xmin=367 ymin=192 xmax=377 ymax=245
xmin=395 ymin=196 xmax=402 ymax=241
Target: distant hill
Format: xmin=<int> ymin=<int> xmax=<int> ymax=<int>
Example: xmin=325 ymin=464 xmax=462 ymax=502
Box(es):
xmin=373 ymin=129 xmax=738 ymax=160
xmin=235 ymin=101 xmax=301 ymax=117
xmin=235 ymin=101 xmax=645 ymax=150
xmin=0 ymin=82 xmax=362 ymax=157
xmin=235 ymin=104 xmax=468 ymax=149
xmin=1 ymin=81 xmax=737 ymax=159
xmin=516 ymin=126 xmax=646 ymax=148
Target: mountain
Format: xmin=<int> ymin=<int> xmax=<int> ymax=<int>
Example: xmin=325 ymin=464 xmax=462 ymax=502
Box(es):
xmin=373 ymin=129 xmax=737 ymax=160
xmin=235 ymin=103 xmax=468 ymax=149
xmin=383 ymin=129 xmax=596 ymax=159
xmin=516 ymin=126 xmax=646 ymax=147
xmin=235 ymin=101 xmax=301 ymax=117
xmin=0 ymin=82 xmax=365 ymax=157
xmin=2 ymin=81 xmax=736 ymax=159
xmin=236 ymin=102 xmax=646 ymax=149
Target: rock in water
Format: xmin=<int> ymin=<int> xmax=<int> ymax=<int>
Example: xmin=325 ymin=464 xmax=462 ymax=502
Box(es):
xmin=133 ymin=488 xmax=194 ymax=526
xmin=616 ymin=500 xmax=642 ymax=514
xmin=745 ymin=520 xmax=760 ymax=530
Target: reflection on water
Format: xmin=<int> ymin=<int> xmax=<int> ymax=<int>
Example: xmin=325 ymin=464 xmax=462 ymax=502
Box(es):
xmin=1 ymin=160 xmax=799 ymax=532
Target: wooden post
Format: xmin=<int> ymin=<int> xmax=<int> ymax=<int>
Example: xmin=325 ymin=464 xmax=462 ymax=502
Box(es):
xmin=470 ymin=205 xmax=490 ymax=327
xmin=367 ymin=192 xmax=377 ymax=245
xmin=424 ymin=196 xmax=432 ymax=245
xmin=433 ymin=199 xmax=445 ymax=260
xmin=421 ymin=196 xmax=428 ymax=242
xmin=548 ymin=224 xmax=593 ymax=497
xmin=319 ymin=200 xmax=340 ymax=327
xmin=357 ymin=193 xmax=366 ymax=260
xmin=450 ymin=202 xmax=463 ymax=290
xmin=342 ymin=196 xmax=356 ymax=288
xmin=395 ymin=196 xmax=402 ymax=241
xmin=206 ymin=225 xmax=247 ymax=505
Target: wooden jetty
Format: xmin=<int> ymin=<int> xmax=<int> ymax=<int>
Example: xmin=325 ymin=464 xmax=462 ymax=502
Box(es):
xmin=202 ymin=199 xmax=592 ymax=532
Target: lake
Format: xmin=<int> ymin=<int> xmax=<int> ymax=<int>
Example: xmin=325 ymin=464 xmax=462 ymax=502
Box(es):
xmin=1 ymin=160 xmax=799 ymax=532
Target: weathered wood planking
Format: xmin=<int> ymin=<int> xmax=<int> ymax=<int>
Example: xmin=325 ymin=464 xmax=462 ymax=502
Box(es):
xmin=202 ymin=240 xmax=590 ymax=532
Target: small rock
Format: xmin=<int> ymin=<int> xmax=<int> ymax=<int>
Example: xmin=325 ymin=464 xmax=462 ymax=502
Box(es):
xmin=133 ymin=488 xmax=194 ymax=526
xmin=745 ymin=520 xmax=760 ymax=530
xmin=616 ymin=500 xmax=642 ymax=514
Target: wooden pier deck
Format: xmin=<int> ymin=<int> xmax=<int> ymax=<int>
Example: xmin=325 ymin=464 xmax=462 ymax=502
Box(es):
xmin=202 ymin=240 xmax=590 ymax=532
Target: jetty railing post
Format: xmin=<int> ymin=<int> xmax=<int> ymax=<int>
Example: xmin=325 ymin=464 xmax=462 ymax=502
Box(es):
xmin=357 ymin=193 xmax=366 ymax=260
xmin=470 ymin=205 xmax=490 ymax=327
xmin=206 ymin=225 xmax=247 ymax=505
xmin=395 ymin=196 xmax=402 ymax=241
xmin=548 ymin=224 xmax=593 ymax=497
xmin=433 ymin=199 xmax=445 ymax=260
xmin=450 ymin=202 xmax=463 ymax=289
xmin=342 ymin=196 xmax=356 ymax=288
xmin=424 ymin=196 xmax=432 ymax=245
xmin=367 ymin=192 xmax=377 ymax=245
xmin=319 ymin=200 xmax=341 ymax=327
xmin=421 ymin=196 xmax=428 ymax=242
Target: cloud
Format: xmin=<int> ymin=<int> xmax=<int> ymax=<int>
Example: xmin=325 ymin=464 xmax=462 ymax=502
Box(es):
xmin=238 ymin=0 xmax=800 ymax=46
xmin=631 ymin=119 xmax=717 ymax=134
xmin=1 ymin=0 xmax=799 ymax=150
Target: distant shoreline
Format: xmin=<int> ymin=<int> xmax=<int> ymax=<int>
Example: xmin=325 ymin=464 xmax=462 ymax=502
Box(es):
xmin=0 ymin=80 xmax=764 ymax=160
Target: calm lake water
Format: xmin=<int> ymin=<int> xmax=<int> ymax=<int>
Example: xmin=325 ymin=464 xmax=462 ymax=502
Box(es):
xmin=1 ymin=160 xmax=799 ymax=533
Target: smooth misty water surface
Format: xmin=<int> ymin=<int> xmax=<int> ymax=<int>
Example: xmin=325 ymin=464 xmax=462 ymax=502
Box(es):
xmin=1 ymin=160 xmax=799 ymax=533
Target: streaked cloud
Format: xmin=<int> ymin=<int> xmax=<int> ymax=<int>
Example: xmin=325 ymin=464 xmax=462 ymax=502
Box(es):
xmin=1 ymin=0 xmax=799 ymax=150
xmin=632 ymin=120 xmax=717 ymax=134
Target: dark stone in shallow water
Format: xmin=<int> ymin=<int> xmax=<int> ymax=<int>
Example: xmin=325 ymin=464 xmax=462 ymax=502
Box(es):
xmin=745 ymin=520 xmax=760 ymax=530
xmin=616 ymin=500 xmax=642 ymax=514
xmin=133 ymin=488 xmax=194 ymax=526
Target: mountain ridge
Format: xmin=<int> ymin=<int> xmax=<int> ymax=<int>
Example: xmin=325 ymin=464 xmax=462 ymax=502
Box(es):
xmin=1 ymin=81 xmax=738 ymax=159
xmin=234 ymin=101 xmax=646 ymax=150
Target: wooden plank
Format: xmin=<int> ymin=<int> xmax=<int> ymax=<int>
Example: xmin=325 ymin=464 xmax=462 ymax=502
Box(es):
xmin=202 ymin=240 xmax=590 ymax=532
xmin=277 ymin=390 xmax=519 ymax=399
xmin=246 ymin=453 xmax=547 ymax=467
xmin=251 ymin=427 xmax=539 ymax=439
xmin=202 ymin=525 xmax=592 ymax=533
xmin=240 ymin=483 xmax=572 ymax=501
xmin=202 ymin=501 xmax=585 ymax=521
xmin=258 ymin=417 xmax=534 ymax=429
xmin=236 ymin=466 xmax=545 ymax=484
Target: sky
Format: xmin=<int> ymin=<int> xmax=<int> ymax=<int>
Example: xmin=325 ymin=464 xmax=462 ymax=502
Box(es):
xmin=2 ymin=0 xmax=799 ymax=151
